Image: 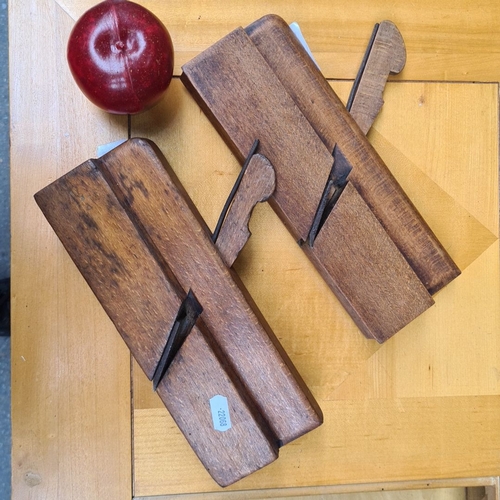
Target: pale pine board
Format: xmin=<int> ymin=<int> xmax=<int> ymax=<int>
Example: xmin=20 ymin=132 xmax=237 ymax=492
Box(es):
xmin=11 ymin=2 xmax=500 ymax=499
xmin=130 ymin=79 xmax=499 ymax=496
xmin=133 ymin=396 xmax=500 ymax=496
xmin=58 ymin=0 xmax=500 ymax=82
xmin=137 ymin=487 xmax=467 ymax=500
xmin=10 ymin=1 xmax=131 ymax=499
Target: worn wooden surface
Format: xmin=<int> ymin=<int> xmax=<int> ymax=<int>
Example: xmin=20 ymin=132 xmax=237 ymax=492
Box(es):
xmin=182 ymin=28 xmax=334 ymax=242
xmin=348 ymin=20 xmax=406 ymax=135
xmin=304 ymin=182 xmax=432 ymax=342
xmin=130 ymin=78 xmax=499 ymax=496
xmin=34 ymin=144 xmax=283 ymax=487
xmin=182 ymin=26 xmax=436 ymax=341
xmin=33 ymin=138 xmax=320 ymax=485
xmin=34 ymin=159 xmax=177 ymax=380
xmin=245 ymin=15 xmax=460 ymax=295
xmin=215 ymin=153 xmax=275 ymax=268
xmin=11 ymin=0 xmax=500 ymax=499
xmin=101 ymin=139 xmax=321 ymax=444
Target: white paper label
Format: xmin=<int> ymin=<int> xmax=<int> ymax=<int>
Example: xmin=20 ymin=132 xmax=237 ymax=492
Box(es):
xmin=209 ymin=395 xmax=232 ymax=432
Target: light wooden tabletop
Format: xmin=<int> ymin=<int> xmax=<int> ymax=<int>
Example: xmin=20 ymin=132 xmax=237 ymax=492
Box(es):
xmin=11 ymin=1 xmax=500 ymax=499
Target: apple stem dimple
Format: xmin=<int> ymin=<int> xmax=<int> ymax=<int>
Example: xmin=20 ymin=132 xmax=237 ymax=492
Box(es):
xmin=67 ymin=0 xmax=174 ymax=114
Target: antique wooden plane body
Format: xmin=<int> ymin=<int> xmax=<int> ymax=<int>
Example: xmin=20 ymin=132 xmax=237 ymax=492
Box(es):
xmin=181 ymin=15 xmax=460 ymax=342
xmin=34 ymin=14 xmax=460 ymax=487
xmin=35 ymin=138 xmax=322 ymax=487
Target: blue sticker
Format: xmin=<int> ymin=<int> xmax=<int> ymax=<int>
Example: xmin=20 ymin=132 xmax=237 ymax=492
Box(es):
xmin=209 ymin=395 xmax=232 ymax=432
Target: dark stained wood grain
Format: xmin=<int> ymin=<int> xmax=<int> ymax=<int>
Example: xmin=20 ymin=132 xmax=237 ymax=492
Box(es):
xmin=216 ymin=153 xmax=275 ymax=267
xmin=181 ymin=27 xmax=435 ymax=341
xmin=34 ymin=155 xmax=280 ymax=487
xmin=157 ymin=320 xmax=279 ymax=487
xmin=306 ymin=182 xmax=433 ymax=342
xmin=244 ymin=15 xmax=460 ymax=295
xmin=35 ymin=138 xmax=323 ymax=485
xmin=34 ymin=160 xmax=177 ymax=380
xmin=181 ymin=28 xmax=334 ymax=243
xmin=99 ymin=139 xmax=323 ymax=444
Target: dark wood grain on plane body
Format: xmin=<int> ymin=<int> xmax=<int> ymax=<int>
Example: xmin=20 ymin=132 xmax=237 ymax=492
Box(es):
xmin=306 ymin=183 xmax=433 ymax=342
xmin=245 ymin=15 xmax=460 ymax=295
xmin=181 ymin=28 xmax=334 ymax=243
xmin=181 ymin=27 xmax=434 ymax=341
xmin=100 ymin=139 xmax=322 ymax=443
xmin=34 ymin=161 xmax=177 ymax=380
xmin=157 ymin=321 xmax=279 ymax=487
xmin=33 ymin=139 xmax=320 ymax=486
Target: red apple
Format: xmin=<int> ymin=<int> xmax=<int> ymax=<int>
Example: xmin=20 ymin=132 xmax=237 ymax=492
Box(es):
xmin=67 ymin=0 xmax=174 ymax=114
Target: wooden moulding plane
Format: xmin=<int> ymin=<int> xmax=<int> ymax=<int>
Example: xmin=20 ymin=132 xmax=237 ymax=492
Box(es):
xmin=35 ymin=138 xmax=323 ymax=487
xmin=181 ymin=15 xmax=460 ymax=343
xmin=34 ymin=13 xmax=461 ymax=489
